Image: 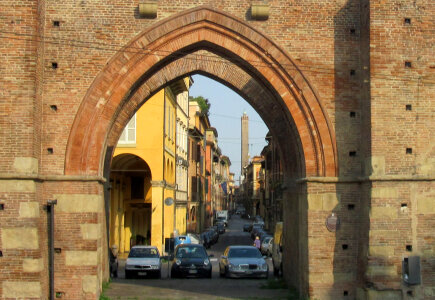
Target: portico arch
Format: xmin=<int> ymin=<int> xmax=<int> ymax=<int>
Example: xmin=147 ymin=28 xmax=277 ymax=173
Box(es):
xmin=65 ymin=6 xmax=337 ymax=179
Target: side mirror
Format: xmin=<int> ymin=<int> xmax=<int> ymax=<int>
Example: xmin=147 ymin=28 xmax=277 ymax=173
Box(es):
xmin=263 ymin=256 xmax=267 ymax=259
xmin=209 ymin=254 xmax=214 ymax=258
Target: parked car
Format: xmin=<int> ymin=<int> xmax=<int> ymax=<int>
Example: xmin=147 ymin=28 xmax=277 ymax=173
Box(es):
xmin=219 ymin=246 xmax=268 ymax=278
xmin=125 ymin=246 xmax=162 ymax=279
xmin=201 ymin=231 xmax=212 ymax=248
xmin=261 ymin=236 xmax=273 ymax=256
xmin=251 ymin=224 xmax=264 ymax=240
xmin=243 ymin=223 xmax=252 ymax=232
xmin=206 ymin=227 xmax=219 ymax=244
xmin=187 ymin=233 xmax=203 ymax=245
xmin=174 ymin=235 xmax=192 ymax=247
xmin=170 ymin=244 xmax=213 ymax=278
xmin=216 ymin=221 xmax=226 ymax=234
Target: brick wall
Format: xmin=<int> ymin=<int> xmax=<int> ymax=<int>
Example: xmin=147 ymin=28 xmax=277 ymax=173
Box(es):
xmin=0 ymin=1 xmax=433 ymax=299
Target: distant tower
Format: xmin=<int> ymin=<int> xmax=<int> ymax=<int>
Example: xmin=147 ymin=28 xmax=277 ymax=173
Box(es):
xmin=241 ymin=112 xmax=249 ymax=175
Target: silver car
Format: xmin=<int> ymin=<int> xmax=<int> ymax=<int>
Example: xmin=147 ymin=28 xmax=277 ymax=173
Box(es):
xmin=219 ymin=246 xmax=268 ymax=278
xmin=261 ymin=236 xmax=273 ymax=256
xmin=125 ymin=246 xmax=162 ymax=279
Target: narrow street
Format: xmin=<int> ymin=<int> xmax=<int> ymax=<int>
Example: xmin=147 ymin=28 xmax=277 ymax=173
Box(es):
xmin=104 ymin=215 xmax=290 ymax=299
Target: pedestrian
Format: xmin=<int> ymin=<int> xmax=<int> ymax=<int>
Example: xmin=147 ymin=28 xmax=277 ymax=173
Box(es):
xmin=254 ymin=236 xmax=261 ymax=249
xmin=109 ymin=245 xmax=118 ymax=278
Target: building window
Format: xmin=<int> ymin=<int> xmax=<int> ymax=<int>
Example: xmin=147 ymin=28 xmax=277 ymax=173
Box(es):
xmin=118 ymin=114 xmax=136 ymax=144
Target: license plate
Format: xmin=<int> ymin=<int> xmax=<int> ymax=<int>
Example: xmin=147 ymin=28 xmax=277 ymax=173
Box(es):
xmin=188 ymin=270 xmax=197 ymax=274
xmin=138 ymin=272 xmax=147 ymax=276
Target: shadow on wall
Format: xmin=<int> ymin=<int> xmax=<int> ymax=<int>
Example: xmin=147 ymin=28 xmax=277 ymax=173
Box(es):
xmin=332 ymin=0 xmax=370 ymax=299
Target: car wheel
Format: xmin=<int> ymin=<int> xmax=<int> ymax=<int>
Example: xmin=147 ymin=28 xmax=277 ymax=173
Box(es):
xmin=219 ymin=267 xmax=225 ymax=278
xmin=273 ymin=262 xmax=279 ymax=276
xmin=207 ymin=270 xmax=212 ymax=278
xmin=156 ymin=271 xmax=161 ymax=279
xmin=125 ymin=270 xmax=132 ymax=279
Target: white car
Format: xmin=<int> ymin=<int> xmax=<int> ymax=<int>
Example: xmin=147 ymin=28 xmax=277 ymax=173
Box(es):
xmin=219 ymin=246 xmax=268 ymax=278
xmin=187 ymin=233 xmax=203 ymax=244
xmin=261 ymin=236 xmax=273 ymax=256
xmin=125 ymin=246 xmax=162 ymax=279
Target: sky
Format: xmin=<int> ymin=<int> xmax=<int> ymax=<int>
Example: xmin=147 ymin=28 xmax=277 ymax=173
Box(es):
xmin=189 ymin=75 xmax=269 ymax=184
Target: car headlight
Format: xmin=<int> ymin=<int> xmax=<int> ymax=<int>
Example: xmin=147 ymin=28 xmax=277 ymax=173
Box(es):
xmin=261 ymin=263 xmax=268 ymax=270
xmin=228 ymin=263 xmax=237 ymax=270
xmin=175 ymin=259 xmax=181 ymax=266
xmin=204 ymin=259 xmax=210 ymax=266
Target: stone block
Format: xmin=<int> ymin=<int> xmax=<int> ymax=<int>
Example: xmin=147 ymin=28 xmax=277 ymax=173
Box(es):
xmin=356 ymin=288 xmax=367 ymax=300
xmin=2 ymin=282 xmax=41 ymax=298
xmin=366 ymin=265 xmax=397 ymax=277
xmin=322 ymin=193 xmax=340 ymax=210
xmin=417 ymin=197 xmax=435 ymax=214
xmin=368 ymin=246 xmax=395 ymax=257
xmin=82 ymin=275 xmax=99 ymax=293
xmin=364 ymin=156 xmax=385 ymax=176
xmin=424 ymin=287 xmax=435 ymax=297
xmin=308 ymin=194 xmax=322 ymax=210
xmin=23 ymin=258 xmax=44 ymax=272
xmin=334 ymin=272 xmax=356 ymax=283
xmin=19 ymin=202 xmax=39 ymax=218
xmin=307 ymin=193 xmax=340 ymax=211
xmin=417 ymin=157 xmax=435 ymax=176
xmin=308 ymin=237 xmax=325 ymax=247
xmin=65 ymin=251 xmax=98 ymax=266
xmin=370 ymin=206 xmax=397 ymax=219
xmin=0 ymin=180 xmax=36 ymax=193
xmin=310 ymin=272 xmax=334 ymax=284
xmin=55 ymin=194 xmax=102 ymax=213
xmin=80 ymin=223 xmax=101 ymax=240
xmin=367 ymin=289 xmax=402 ymax=300
xmin=1 ymin=227 xmax=39 ymax=249
xmin=13 ymin=157 xmax=38 ymax=174
xmin=371 ymin=187 xmax=398 ymax=198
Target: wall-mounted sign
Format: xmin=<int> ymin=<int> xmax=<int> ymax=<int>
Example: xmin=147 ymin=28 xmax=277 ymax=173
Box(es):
xmin=325 ymin=213 xmax=340 ymax=232
xmin=164 ymin=197 xmax=174 ymax=206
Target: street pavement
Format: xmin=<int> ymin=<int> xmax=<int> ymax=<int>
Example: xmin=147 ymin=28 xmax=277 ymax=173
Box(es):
xmin=104 ymin=215 xmax=290 ymax=299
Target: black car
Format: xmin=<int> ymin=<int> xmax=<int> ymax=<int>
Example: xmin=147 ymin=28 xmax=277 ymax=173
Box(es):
xmin=243 ymin=223 xmax=252 ymax=232
xmin=206 ymin=227 xmax=219 ymax=244
xmin=216 ymin=221 xmax=225 ymax=234
xmin=200 ymin=231 xmax=212 ymax=248
xmin=170 ymin=244 xmax=213 ymax=278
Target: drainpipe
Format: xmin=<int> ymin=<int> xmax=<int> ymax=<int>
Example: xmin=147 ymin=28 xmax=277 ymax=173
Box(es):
xmin=47 ymin=199 xmax=57 ymax=300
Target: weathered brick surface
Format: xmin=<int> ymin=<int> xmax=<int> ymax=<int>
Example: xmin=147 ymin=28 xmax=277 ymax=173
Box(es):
xmin=0 ymin=1 xmax=433 ymax=299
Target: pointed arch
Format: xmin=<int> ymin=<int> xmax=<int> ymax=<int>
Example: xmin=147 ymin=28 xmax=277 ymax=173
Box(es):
xmin=65 ymin=6 xmax=337 ymax=178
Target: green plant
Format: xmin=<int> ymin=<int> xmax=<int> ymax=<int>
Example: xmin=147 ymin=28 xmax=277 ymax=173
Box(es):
xmin=99 ymin=280 xmax=111 ymax=300
xmin=189 ymin=96 xmax=211 ymax=116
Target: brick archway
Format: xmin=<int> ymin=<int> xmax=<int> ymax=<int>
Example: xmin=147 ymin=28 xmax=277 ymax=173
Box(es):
xmin=65 ymin=6 xmax=337 ymax=178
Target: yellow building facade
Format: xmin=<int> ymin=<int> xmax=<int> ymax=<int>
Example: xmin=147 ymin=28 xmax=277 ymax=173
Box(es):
xmin=109 ymin=79 xmax=189 ymax=255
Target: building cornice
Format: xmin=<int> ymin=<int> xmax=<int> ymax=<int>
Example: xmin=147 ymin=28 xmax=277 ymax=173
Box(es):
xmin=0 ymin=173 xmax=106 ymax=183
xmin=296 ymin=175 xmax=435 ymax=184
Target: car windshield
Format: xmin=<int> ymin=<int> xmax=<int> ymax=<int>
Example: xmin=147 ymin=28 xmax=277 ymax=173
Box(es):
xmin=176 ymin=246 xmax=207 ymax=259
xmin=228 ymin=248 xmax=262 ymax=258
xmin=128 ymin=248 xmax=159 ymax=258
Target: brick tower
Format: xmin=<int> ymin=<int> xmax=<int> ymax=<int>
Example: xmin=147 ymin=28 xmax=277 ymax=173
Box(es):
xmin=241 ymin=112 xmax=249 ymax=176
